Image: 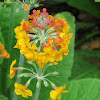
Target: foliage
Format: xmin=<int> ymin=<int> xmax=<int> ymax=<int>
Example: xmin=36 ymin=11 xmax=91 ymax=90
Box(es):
xmin=64 ymin=78 xmax=100 ymax=100
xmin=0 ymin=95 xmax=8 ymax=100
xmin=95 ymin=0 xmax=100 ymax=2
xmin=70 ymin=50 xmax=100 ymax=80
xmin=46 ymin=0 xmax=100 ymax=18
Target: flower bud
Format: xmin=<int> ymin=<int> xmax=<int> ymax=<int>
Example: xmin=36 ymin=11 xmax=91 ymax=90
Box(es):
xmin=41 ymin=25 xmax=45 ymax=29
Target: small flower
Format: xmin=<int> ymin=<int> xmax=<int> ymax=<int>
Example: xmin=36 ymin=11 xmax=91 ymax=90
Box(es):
xmin=14 ymin=82 xmax=32 ymax=98
xmin=10 ymin=59 xmax=20 ymax=79
xmin=0 ymin=42 xmax=10 ymax=58
xmin=50 ymin=85 xmax=68 ymax=100
xmin=24 ymin=4 xmax=29 ymax=11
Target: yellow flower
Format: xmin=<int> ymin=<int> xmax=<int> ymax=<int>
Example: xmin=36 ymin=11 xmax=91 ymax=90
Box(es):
xmin=10 ymin=59 xmax=20 ymax=79
xmin=50 ymin=85 xmax=68 ymax=100
xmin=10 ymin=59 xmax=16 ymax=79
xmin=14 ymin=82 xmax=32 ymax=98
xmin=24 ymin=4 xmax=29 ymax=11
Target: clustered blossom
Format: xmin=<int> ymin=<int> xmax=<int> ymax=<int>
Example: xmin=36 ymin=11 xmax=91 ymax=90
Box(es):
xmin=0 ymin=42 xmax=10 ymax=58
xmin=14 ymin=8 xmax=72 ymax=68
xmin=11 ymin=8 xmax=71 ymax=100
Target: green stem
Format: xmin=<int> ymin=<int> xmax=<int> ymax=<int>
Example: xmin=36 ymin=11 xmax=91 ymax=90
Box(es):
xmin=34 ymin=68 xmax=42 ymax=100
xmin=34 ymin=79 xmax=42 ymax=100
xmin=12 ymin=8 xmax=30 ymax=100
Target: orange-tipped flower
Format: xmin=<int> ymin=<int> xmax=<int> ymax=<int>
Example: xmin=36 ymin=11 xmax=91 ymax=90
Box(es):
xmin=0 ymin=42 xmax=10 ymax=58
xmin=10 ymin=59 xmax=20 ymax=79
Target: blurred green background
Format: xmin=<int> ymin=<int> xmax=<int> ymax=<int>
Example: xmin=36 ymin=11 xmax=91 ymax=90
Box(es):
xmin=0 ymin=0 xmax=100 ymax=100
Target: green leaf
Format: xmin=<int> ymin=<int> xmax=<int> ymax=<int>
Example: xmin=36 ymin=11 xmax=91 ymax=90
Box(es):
xmin=76 ymin=22 xmax=96 ymax=30
xmin=67 ymin=0 xmax=100 ymax=19
xmin=48 ymin=78 xmax=100 ymax=100
xmin=64 ymin=78 xmax=100 ymax=100
xmin=70 ymin=50 xmax=100 ymax=80
xmin=46 ymin=0 xmax=100 ymax=19
xmin=0 ymin=27 xmax=4 ymax=64
xmin=95 ymin=0 xmax=100 ymax=2
xmin=0 ymin=95 xmax=8 ymax=100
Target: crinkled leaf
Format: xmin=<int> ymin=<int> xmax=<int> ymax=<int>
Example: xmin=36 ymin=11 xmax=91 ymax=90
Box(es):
xmin=70 ymin=50 xmax=100 ymax=80
xmin=63 ymin=78 xmax=100 ymax=100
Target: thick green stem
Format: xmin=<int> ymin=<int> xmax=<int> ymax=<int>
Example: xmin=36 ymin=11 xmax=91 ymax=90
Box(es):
xmin=34 ymin=79 xmax=42 ymax=100
xmin=12 ymin=8 xmax=30 ymax=100
xmin=34 ymin=68 xmax=42 ymax=100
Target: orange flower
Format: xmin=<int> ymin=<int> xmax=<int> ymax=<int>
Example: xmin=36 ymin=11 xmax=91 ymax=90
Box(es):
xmin=24 ymin=4 xmax=29 ymax=11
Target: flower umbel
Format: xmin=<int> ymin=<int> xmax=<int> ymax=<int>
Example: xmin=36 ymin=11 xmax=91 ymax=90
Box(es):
xmin=50 ymin=85 xmax=68 ymax=100
xmin=14 ymin=8 xmax=72 ymax=68
xmin=14 ymin=82 xmax=32 ymax=98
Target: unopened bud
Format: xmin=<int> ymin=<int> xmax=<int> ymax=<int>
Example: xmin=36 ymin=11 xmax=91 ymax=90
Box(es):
xmin=46 ymin=13 xmax=49 ymax=16
xmin=47 ymin=21 xmax=51 ymax=26
xmin=33 ymin=9 xmax=36 ymax=14
xmin=43 ymin=8 xmax=47 ymax=12
xmin=51 ymin=18 xmax=55 ymax=22
xmin=37 ymin=24 xmax=40 ymax=27
xmin=43 ymin=21 xmax=45 ymax=24
xmin=41 ymin=25 xmax=45 ymax=29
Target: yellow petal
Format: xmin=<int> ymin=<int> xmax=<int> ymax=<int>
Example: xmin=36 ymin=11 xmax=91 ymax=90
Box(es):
xmin=63 ymin=24 xmax=70 ymax=33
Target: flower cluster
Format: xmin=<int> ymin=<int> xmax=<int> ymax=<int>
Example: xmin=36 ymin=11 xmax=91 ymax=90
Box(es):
xmin=14 ymin=8 xmax=72 ymax=68
xmin=11 ymin=8 xmax=71 ymax=100
xmin=0 ymin=42 xmax=10 ymax=58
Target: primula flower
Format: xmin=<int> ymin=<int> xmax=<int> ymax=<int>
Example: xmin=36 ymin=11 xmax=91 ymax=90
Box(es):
xmin=14 ymin=82 xmax=32 ymax=98
xmin=10 ymin=59 xmax=20 ymax=79
xmin=14 ymin=8 xmax=72 ymax=68
xmin=0 ymin=42 xmax=10 ymax=58
xmin=50 ymin=85 xmax=68 ymax=100
xmin=24 ymin=4 xmax=29 ymax=11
